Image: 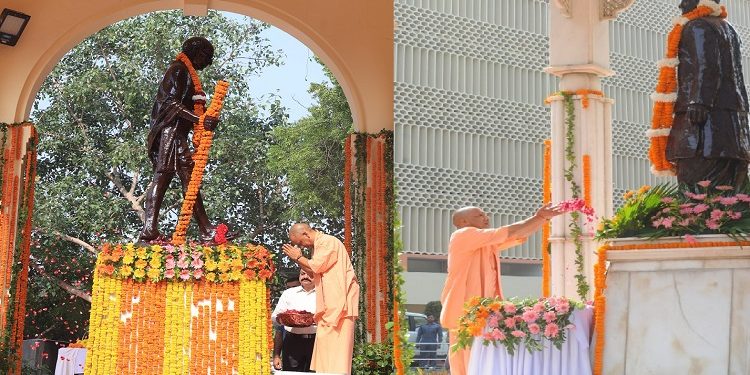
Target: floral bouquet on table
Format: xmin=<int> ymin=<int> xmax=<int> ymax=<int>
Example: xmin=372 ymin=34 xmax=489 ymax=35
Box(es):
xmin=277 ymin=309 xmax=315 ymax=327
xmin=454 ymin=296 xmax=585 ymax=355
xmin=596 ymin=182 xmax=750 ymax=241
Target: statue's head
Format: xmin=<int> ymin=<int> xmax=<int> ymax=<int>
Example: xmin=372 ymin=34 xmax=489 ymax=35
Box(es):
xmin=680 ymin=0 xmax=719 ymax=14
xmin=181 ymin=37 xmax=214 ymax=70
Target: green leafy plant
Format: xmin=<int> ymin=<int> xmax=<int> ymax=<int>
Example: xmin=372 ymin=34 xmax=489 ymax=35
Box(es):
xmin=596 ymin=183 xmax=750 ymax=240
xmin=21 ymin=360 xmax=52 ymax=375
xmin=352 ymin=342 xmax=395 ymax=375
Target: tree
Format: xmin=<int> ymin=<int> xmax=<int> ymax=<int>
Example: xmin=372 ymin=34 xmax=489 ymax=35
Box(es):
xmin=26 ymin=10 xmax=290 ymax=341
xmin=267 ymin=63 xmax=352 ymax=237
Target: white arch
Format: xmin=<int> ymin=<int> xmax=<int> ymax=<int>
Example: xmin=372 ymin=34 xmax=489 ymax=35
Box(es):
xmin=13 ymin=0 xmax=367 ymax=131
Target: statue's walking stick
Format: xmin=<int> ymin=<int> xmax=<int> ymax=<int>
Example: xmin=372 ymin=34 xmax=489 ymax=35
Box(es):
xmin=171 ymin=80 xmax=229 ymax=246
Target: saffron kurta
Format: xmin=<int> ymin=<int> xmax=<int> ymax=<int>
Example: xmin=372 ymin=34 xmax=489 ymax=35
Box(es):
xmin=440 ymin=226 xmax=524 ymax=375
xmin=308 ymin=233 xmax=360 ymax=375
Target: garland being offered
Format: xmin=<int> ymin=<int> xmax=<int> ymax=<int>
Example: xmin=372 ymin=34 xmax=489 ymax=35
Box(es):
xmin=648 ymin=0 xmax=726 ymax=176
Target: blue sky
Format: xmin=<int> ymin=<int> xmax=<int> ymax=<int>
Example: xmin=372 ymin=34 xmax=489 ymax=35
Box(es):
xmin=241 ymin=17 xmax=328 ymax=122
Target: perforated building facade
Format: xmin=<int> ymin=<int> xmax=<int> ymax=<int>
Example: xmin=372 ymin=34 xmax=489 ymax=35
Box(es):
xmin=394 ymin=0 xmax=750 ymax=308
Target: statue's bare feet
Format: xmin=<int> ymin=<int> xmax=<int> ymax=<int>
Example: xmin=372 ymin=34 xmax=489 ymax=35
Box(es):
xmin=137 ymin=231 xmax=167 ymax=246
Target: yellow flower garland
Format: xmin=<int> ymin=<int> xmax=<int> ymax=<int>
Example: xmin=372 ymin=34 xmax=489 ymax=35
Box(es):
xmin=87 ymin=248 xmax=270 ymax=374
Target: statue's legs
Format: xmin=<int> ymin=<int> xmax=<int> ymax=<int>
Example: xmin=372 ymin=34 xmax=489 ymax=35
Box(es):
xmin=676 ymin=157 xmax=749 ymax=190
xmin=177 ymin=165 xmax=215 ymax=237
xmin=139 ymin=171 xmax=175 ymax=241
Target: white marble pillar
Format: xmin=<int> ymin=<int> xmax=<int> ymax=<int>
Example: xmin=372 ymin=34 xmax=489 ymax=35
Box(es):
xmin=545 ymin=0 xmax=634 ymax=300
xmin=602 ymin=235 xmax=750 ymax=374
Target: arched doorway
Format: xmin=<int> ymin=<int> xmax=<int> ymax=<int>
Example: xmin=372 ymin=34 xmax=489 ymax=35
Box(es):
xmin=0 ymin=1 xmax=394 ymax=373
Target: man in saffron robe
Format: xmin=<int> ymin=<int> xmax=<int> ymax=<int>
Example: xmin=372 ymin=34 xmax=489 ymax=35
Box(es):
xmin=440 ymin=204 xmax=563 ymax=375
xmin=282 ymin=223 xmax=360 ymax=375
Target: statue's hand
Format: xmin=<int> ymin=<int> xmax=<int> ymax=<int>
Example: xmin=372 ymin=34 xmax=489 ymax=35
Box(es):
xmin=203 ymin=115 xmax=220 ymax=131
xmin=687 ymin=104 xmax=708 ymax=126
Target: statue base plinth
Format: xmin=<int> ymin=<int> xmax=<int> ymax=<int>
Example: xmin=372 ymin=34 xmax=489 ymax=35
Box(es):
xmin=602 ymin=235 xmax=750 ymax=374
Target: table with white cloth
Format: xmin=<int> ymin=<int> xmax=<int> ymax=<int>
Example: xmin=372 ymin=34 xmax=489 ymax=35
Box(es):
xmin=468 ymin=306 xmax=594 ymax=375
xmin=54 ymin=348 xmax=86 ymax=375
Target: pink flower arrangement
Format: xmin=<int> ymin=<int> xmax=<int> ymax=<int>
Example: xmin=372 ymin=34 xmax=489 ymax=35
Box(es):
xmin=643 ymin=181 xmax=750 ymax=239
xmin=456 ymin=296 xmax=581 ymax=355
xmin=544 ymin=323 xmax=560 ymax=338
xmin=558 ymin=198 xmax=596 ymax=223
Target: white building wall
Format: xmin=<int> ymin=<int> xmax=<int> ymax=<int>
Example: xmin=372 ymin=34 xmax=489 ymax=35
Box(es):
xmin=395 ymin=0 xmax=750 ymax=300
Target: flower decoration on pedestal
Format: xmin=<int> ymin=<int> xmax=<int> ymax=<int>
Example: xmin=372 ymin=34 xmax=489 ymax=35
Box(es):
xmin=455 ymin=296 xmax=585 ymax=355
xmin=596 ymin=182 xmax=750 ymax=240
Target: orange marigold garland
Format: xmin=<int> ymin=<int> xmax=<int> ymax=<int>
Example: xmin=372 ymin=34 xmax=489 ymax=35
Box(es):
xmin=544 ymin=89 xmax=604 ymax=109
xmin=541 ymin=140 xmax=552 ymax=297
xmin=172 ymin=80 xmax=229 ymax=245
xmin=3 ymin=125 xmax=38 ymax=375
xmin=175 ymin=53 xmax=207 ymax=149
xmin=582 ymin=154 xmax=592 ymax=207
xmin=648 ymin=1 xmax=726 ymax=176
xmin=393 ymin=295 xmax=404 ymax=375
xmin=344 ymin=135 xmax=353 ymax=256
xmin=377 ymin=140 xmax=388 ymax=341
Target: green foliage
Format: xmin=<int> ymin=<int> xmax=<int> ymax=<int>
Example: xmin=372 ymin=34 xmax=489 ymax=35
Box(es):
xmin=267 ymin=62 xmax=352 ymax=236
xmin=352 ymin=342 xmax=395 ymax=375
xmin=423 ymin=301 xmax=442 ymax=319
xmin=392 ymin=209 xmax=415 ymax=369
xmin=595 ymin=185 xmax=676 ymax=239
xmin=21 ymin=360 xmax=52 ymax=375
xmin=596 ymin=183 xmax=750 ymax=240
xmin=560 ymin=93 xmax=589 ymax=301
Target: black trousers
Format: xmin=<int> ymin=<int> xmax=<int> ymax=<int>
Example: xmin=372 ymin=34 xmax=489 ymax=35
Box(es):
xmin=282 ymin=332 xmax=316 ymax=372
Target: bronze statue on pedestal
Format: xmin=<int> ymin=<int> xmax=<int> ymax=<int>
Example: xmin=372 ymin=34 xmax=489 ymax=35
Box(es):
xmin=666 ymin=0 xmax=750 ymax=189
xmin=139 ymin=37 xmax=232 ymax=243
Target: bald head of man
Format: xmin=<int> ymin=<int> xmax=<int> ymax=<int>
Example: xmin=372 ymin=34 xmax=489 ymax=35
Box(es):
xmin=288 ymin=223 xmax=317 ymax=247
xmin=452 ymin=206 xmax=490 ymax=229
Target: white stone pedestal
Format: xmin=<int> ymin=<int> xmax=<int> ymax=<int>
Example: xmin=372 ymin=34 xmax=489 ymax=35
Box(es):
xmin=602 ymin=235 xmax=750 ymax=374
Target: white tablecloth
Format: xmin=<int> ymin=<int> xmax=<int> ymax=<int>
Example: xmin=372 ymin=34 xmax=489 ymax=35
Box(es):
xmin=468 ymin=306 xmax=593 ymax=375
xmin=54 ymin=348 xmax=86 ymax=375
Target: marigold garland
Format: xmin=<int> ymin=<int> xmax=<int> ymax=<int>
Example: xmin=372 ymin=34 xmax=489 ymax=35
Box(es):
xmin=88 ymin=259 xmax=270 ymax=374
xmin=344 ymin=135 xmax=353 ymax=256
xmin=544 ymin=89 xmax=605 ymax=109
xmin=592 ymin=239 xmax=748 ymax=375
xmin=171 ymin=79 xmax=230 ymax=246
xmin=542 ymin=140 xmax=552 ymax=297
xmin=648 ymin=1 xmax=726 ymax=176
xmin=0 ymin=127 xmax=21 ymax=373
xmin=393 ymin=296 xmax=404 ymax=375
xmin=175 ymin=53 xmax=206 ymax=149
xmin=0 ymin=125 xmax=38 ymax=375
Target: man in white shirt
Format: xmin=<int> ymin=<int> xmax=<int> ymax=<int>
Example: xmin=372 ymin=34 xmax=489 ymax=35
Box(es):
xmin=271 ymin=268 xmax=317 ymax=372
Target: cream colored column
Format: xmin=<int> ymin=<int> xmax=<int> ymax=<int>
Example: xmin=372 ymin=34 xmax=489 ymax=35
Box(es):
xmin=545 ymin=0 xmax=634 ymax=300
